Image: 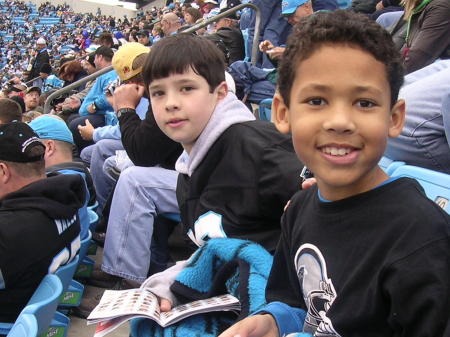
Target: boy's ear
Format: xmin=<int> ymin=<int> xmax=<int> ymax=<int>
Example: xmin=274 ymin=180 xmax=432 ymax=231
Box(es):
xmin=273 ymin=91 xmax=291 ymax=134
xmin=215 ymin=81 xmax=228 ymax=102
xmin=388 ymin=99 xmax=405 ymax=138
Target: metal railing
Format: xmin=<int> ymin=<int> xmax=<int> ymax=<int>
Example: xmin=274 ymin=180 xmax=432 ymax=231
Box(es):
xmin=43 ymin=3 xmax=261 ymax=114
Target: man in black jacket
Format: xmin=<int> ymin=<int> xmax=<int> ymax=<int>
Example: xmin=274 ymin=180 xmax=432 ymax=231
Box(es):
xmin=212 ymin=9 xmax=245 ymax=65
xmin=27 ymin=37 xmax=50 ymax=84
xmin=0 ymin=122 xmax=83 ymax=323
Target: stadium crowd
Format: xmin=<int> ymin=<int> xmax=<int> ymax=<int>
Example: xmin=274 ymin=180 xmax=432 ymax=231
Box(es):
xmin=0 ymin=0 xmax=449 ymax=335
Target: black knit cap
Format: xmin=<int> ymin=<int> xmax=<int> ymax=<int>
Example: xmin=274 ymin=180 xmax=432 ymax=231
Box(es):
xmin=0 ymin=122 xmax=45 ymax=163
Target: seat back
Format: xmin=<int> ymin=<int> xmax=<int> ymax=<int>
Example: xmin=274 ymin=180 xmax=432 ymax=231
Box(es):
xmin=7 ymin=314 xmax=37 ymax=337
xmin=258 ymin=98 xmax=273 ymax=121
xmin=78 ymin=230 xmax=92 ymax=263
xmin=391 ymin=165 xmax=450 ymax=214
xmin=54 ymin=255 xmax=79 ymax=292
xmin=11 ymin=274 xmax=63 ymax=337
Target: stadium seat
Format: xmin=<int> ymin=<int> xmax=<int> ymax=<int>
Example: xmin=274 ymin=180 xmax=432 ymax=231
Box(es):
xmin=391 ymin=164 xmax=450 ymax=214
xmin=258 ymin=98 xmax=273 ymax=121
xmin=0 ymin=274 xmax=63 ymax=337
xmin=162 ymin=213 xmax=181 ymax=223
xmin=74 ymin=231 xmax=95 ymax=279
xmin=378 ymin=157 xmax=405 ymax=175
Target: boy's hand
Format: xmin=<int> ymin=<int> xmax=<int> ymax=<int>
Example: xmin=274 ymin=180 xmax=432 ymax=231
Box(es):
xmin=218 ymin=314 xmax=279 ymax=337
xmin=301 ymin=178 xmax=317 ymax=190
xmin=113 ymin=83 xmax=145 ymax=112
xmin=158 ymin=297 xmax=173 ymax=312
xmin=259 ymin=40 xmax=275 ymax=53
xmin=78 ymin=119 xmax=94 ymax=141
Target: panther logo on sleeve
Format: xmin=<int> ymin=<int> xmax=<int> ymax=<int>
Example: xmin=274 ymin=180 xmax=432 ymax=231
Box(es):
xmin=294 ymin=243 xmax=341 ymax=337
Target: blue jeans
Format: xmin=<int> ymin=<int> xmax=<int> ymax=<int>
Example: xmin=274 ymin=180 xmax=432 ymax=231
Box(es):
xmin=385 ymin=60 xmax=450 ymax=174
xmin=80 ymin=139 xmax=124 ymax=213
xmin=102 ymin=166 xmax=179 ymax=282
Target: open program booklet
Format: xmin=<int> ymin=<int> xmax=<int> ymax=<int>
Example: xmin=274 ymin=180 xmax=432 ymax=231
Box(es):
xmin=87 ymin=288 xmax=240 ymax=337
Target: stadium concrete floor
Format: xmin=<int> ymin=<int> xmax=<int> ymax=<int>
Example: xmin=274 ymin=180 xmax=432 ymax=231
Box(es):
xmin=68 ymin=247 xmax=130 ymax=337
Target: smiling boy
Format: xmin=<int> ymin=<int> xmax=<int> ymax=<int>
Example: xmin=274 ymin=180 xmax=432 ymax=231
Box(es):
xmin=220 ymin=10 xmax=450 ymax=337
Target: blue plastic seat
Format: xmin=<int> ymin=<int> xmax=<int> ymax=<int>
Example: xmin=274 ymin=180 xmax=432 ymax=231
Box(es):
xmin=75 ymin=231 xmax=95 ymax=279
xmin=258 ymin=98 xmax=273 ymax=121
xmin=391 ymin=164 xmax=450 ymax=214
xmin=161 ymin=213 xmax=181 ymax=223
xmin=0 ymin=274 xmax=63 ymax=337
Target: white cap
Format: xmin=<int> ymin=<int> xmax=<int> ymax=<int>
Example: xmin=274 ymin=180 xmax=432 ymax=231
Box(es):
xmin=37 ymin=37 xmax=46 ymax=45
xmin=204 ymin=0 xmax=218 ymax=4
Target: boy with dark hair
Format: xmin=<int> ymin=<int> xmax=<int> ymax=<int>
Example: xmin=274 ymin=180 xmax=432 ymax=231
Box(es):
xmin=220 ymin=10 xmax=450 ymax=337
xmin=141 ymin=34 xmax=303 ymax=309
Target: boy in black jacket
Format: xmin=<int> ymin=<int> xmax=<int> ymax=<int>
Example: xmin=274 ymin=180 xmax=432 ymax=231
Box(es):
xmin=220 ymin=10 xmax=450 ymax=337
xmin=141 ymin=34 xmax=303 ymax=310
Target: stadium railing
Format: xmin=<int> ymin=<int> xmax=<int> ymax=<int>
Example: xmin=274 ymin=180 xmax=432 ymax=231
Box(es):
xmin=43 ymin=3 xmax=261 ymax=114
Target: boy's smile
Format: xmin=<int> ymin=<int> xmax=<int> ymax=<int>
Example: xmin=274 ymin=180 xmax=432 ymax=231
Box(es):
xmin=149 ymin=67 xmax=227 ymax=153
xmin=274 ymin=44 xmax=405 ymax=201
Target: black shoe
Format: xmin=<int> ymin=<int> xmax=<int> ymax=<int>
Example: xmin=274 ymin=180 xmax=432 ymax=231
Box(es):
xmin=92 ymin=231 xmax=106 ymax=247
xmin=88 ymin=269 xmax=122 ymax=288
xmin=72 ymin=293 xmax=102 ymax=319
xmin=112 ymin=278 xmax=141 ymax=290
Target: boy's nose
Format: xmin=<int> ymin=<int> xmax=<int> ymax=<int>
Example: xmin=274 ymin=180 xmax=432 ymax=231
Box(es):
xmin=322 ymin=105 xmax=356 ymax=134
xmin=165 ymin=92 xmax=180 ymax=111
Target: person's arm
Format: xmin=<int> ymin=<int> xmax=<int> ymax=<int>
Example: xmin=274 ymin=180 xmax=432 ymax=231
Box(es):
xmin=114 ymin=84 xmax=182 ymax=168
xmin=404 ymin=2 xmax=450 ymax=74
xmin=442 ymin=92 xmax=450 ymax=150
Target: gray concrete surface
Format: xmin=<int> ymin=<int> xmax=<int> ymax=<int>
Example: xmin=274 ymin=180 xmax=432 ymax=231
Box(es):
xmin=68 ymin=247 xmax=130 ymax=337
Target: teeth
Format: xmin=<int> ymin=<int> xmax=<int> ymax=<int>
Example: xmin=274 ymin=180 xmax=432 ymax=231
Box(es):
xmin=322 ymin=147 xmax=352 ymax=156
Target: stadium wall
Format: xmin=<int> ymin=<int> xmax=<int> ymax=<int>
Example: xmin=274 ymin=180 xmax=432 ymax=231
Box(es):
xmin=141 ymin=0 xmax=167 ymax=11
xmin=28 ymin=0 xmax=137 ymax=18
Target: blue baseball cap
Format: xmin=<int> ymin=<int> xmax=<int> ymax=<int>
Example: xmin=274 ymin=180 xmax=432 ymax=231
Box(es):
xmin=29 ymin=115 xmax=74 ymax=145
xmin=281 ymin=0 xmax=309 ymax=15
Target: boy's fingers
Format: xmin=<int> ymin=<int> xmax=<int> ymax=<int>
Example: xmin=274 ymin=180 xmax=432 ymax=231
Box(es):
xmin=85 ymin=119 xmax=92 ymax=127
xmin=159 ymin=298 xmax=172 ymax=312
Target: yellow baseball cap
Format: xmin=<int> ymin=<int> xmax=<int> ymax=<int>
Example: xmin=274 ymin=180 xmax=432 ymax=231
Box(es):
xmin=112 ymin=42 xmax=150 ymax=81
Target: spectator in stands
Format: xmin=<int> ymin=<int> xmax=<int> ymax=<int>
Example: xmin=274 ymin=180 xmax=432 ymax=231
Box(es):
xmin=10 ymin=96 xmax=25 ymax=115
xmin=99 ymin=32 xmax=114 ymax=49
xmin=0 ymin=122 xmax=82 ymax=323
xmin=39 ymin=63 xmax=64 ymax=93
xmin=183 ymin=7 xmax=202 ymax=24
xmin=68 ymin=46 xmax=117 ymax=151
xmin=219 ymin=11 xmax=450 ymax=337
xmin=135 ymin=34 xmax=303 ymax=311
xmin=23 ymin=86 xmax=42 ymax=113
xmin=26 ymin=37 xmax=49 ymax=84
xmin=136 ymin=30 xmax=152 ymax=47
xmin=29 ymin=115 xmax=95 ymax=240
xmin=160 ymin=12 xmax=182 ymax=36
xmin=77 ymin=43 xmax=150 ymax=215
xmin=390 ymin=0 xmax=450 ymax=74
xmin=0 ymin=98 xmax=22 ymax=123
xmin=58 ymin=60 xmax=88 ymax=91
xmin=385 ymin=60 xmax=450 ymax=174
xmin=212 ymin=9 xmax=245 ymax=65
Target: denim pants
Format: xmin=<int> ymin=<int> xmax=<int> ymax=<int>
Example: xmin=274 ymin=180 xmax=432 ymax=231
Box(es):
xmin=102 ymin=166 xmax=179 ymax=282
xmin=385 ymin=60 xmax=450 ymax=174
xmin=80 ymin=139 xmax=124 ymax=213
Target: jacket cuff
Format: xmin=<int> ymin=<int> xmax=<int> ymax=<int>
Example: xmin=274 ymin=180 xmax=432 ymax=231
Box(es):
xmin=255 ymin=301 xmax=307 ymax=336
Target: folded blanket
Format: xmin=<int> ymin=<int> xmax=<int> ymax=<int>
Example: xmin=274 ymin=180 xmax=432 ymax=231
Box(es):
xmin=131 ymin=238 xmax=273 ymax=337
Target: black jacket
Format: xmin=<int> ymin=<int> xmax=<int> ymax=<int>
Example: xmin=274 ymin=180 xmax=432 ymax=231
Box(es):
xmin=0 ymin=174 xmax=83 ymax=322
xmin=215 ymin=27 xmax=245 ymax=65
xmin=28 ymin=48 xmax=49 ymax=80
xmin=119 ymin=105 xmax=183 ymax=169
xmin=177 ymin=120 xmax=304 ymax=253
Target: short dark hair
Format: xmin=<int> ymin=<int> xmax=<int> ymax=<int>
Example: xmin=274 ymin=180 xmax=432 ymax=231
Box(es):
xmin=95 ymin=46 xmax=114 ymax=62
xmin=2 ymin=144 xmax=45 ymax=177
xmin=99 ymin=32 xmax=114 ymax=48
xmin=0 ymin=98 xmax=23 ymax=122
xmin=143 ymin=34 xmax=225 ymax=93
xmin=278 ymin=10 xmax=404 ymax=108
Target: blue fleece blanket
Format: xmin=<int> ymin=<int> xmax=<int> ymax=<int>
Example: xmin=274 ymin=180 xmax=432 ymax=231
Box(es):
xmin=130 ymin=238 xmax=273 ymax=337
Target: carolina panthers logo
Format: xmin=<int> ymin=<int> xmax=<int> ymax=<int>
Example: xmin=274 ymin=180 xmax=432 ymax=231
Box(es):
xmin=294 ymin=243 xmax=341 ymax=337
